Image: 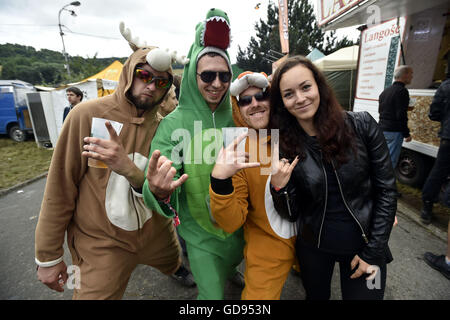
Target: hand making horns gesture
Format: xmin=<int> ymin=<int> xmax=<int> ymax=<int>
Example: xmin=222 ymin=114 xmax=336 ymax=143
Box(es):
xmin=270 ymin=140 xmax=299 ymax=190
xmin=211 ymin=132 xmax=260 ymax=180
xmin=146 ymin=150 xmax=189 ymax=201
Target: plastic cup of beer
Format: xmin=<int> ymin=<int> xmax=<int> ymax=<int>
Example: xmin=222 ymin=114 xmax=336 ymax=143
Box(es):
xmin=88 ymin=157 xmax=108 ymax=169
xmin=88 ymin=117 xmax=123 ymax=168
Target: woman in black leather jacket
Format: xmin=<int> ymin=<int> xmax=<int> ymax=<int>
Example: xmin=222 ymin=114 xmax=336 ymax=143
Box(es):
xmin=269 ymin=56 xmax=397 ymax=300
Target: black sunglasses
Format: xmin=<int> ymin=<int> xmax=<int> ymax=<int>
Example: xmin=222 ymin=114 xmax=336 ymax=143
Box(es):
xmin=237 ymin=90 xmax=270 ymax=107
xmin=197 ymin=71 xmax=232 ymax=83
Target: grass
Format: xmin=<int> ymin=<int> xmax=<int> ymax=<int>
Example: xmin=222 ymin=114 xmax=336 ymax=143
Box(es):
xmin=0 ymin=136 xmax=53 ymax=190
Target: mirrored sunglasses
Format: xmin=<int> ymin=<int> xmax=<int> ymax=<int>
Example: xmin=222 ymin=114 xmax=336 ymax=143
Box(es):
xmin=237 ymin=90 xmax=270 ymax=107
xmin=135 ymin=68 xmax=172 ymax=89
xmin=197 ymin=71 xmax=232 ymax=83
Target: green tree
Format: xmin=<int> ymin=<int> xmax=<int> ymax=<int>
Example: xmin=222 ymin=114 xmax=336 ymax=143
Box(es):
xmin=1 ymin=61 xmax=17 ymax=79
xmin=33 ymin=62 xmax=63 ymax=85
xmin=236 ymin=0 xmax=356 ymax=74
xmin=231 ymin=64 xmax=245 ymax=80
xmin=14 ymin=65 xmax=43 ymax=84
xmin=0 ymin=43 xmax=128 ymax=86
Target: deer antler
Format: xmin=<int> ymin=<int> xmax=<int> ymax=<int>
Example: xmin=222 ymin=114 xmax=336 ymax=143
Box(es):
xmin=119 ymin=21 xmax=189 ymax=71
xmin=119 ymin=21 xmax=156 ymax=51
xmin=168 ymin=49 xmax=190 ymax=66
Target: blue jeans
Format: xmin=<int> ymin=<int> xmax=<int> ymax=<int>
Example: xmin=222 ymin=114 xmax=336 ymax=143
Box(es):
xmin=383 ymin=131 xmax=403 ymax=168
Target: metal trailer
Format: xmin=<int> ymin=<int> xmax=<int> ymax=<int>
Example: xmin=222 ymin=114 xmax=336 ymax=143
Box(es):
xmin=315 ymin=0 xmax=449 ymax=187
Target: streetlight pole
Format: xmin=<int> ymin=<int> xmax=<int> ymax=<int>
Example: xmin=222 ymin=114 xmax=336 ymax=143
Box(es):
xmin=58 ymin=1 xmax=81 ymax=78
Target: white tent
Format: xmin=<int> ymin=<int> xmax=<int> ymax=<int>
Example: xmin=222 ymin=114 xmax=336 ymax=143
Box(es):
xmin=313 ymin=45 xmax=359 ymax=110
xmin=306 ymin=48 xmax=325 ymax=62
xmin=313 ymin=45 xmax=359 ymax=71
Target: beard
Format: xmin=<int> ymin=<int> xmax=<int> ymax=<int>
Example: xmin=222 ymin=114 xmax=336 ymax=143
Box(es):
xmin=129 ymin=92 xmax=167 ymax=111
xmin=130 ymin=94 xmax=157 ymax=110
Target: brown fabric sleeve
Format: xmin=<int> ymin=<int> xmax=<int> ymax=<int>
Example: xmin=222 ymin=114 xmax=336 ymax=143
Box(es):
xmin=35 ymin=104 xmax=89 ymax=265
xmin=209 ymin=170 xmax=249 ymax=234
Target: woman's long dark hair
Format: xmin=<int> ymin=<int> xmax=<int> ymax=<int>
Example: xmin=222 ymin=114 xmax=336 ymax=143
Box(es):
xmin=269 ymin=55 xmax=354 ymax=165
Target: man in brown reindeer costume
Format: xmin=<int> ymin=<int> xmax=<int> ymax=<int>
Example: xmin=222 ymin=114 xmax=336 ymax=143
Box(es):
xmin=35 ymin=23 xmax=192 ymax=299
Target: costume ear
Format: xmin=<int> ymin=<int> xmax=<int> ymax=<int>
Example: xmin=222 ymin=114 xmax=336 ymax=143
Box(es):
xmin=230 ymin=77 xmax=248 ymax=97
xmin=146 ymin=48 xmax=172 ymax=72
xmin=249 ymin=73 xmax=269 ymax=88
xmin=145 ymin=48 xmax=189 ymax=73
xmin=230 ymin=72 xmax=269 ymax=97
xmin=170 ymin=50 xmax=190 ymax=66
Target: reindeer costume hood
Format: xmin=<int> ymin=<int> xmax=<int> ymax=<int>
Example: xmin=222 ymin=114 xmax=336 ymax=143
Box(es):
xmin=115 ymin=47 xmax=171 ymax=117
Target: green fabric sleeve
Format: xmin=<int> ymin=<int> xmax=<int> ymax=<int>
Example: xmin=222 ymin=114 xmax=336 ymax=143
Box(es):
xmin=143 ymin=117 xmax=183 ymax=218
xmin=142 ymin=179 xmax=176 ymax=218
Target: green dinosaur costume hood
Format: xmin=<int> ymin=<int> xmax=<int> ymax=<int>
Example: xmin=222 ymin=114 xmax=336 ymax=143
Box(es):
xmin=144 ymin=8 xmax=239 ymax=240
xmin=143 ymin=10 xmax=244 ymax=296
xmin=177 ymin=8 xmax=232 ymax=114
xmin=177 ymin=8 xmax=234 ymax=238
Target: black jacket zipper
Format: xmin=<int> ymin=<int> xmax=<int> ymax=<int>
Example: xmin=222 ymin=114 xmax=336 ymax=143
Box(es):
xmin=283 ymin=190 xmax=293 ymax=219
xmin=331 ymin=161 xmax=369 ymax=244
xmin=317 ymin=153 xmax=328 ymax=248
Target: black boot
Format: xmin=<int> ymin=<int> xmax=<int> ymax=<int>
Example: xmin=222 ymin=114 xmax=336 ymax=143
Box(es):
xmin=420 ymin=201 xmax=433 ymax=225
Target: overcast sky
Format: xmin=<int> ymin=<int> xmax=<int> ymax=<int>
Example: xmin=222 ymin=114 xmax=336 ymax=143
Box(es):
xmin=0 ymin=0 xmax=359 ymax=63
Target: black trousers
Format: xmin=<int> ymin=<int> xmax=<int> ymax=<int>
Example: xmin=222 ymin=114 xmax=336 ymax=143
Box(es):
xmin=297 ymin=242 xmax=387 ymax=300
xmin=422 ymin=138 xmax=450 ymax=203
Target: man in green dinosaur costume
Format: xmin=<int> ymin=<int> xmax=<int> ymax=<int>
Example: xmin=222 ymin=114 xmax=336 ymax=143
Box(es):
xmin=143 ymin=8 xmax=244 ymax=299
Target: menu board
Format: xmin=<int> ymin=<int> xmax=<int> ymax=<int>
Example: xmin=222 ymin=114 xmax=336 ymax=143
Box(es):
xmin=355 ymin=17 xmax=406 ymax=101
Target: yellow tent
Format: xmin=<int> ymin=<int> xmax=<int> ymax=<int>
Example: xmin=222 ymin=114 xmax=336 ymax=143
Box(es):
xmin=83 ymin=60 xmax=123 ymax=97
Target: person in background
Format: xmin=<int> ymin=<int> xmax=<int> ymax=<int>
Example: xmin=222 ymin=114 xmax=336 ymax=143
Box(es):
xmin=378 ymin=65 xmax=413 ymax=180
xmin=421 ymin=73 xmax=450 ymax=280
xmin=63 ymin=87 xmax=83 ymax=123
xmin=173 ymin=74 xmax=181 ymax=100
xmin=269 ymin=56 xmax=397 ymax=300
xmin=421 ymin=74 xmax=450 ymax=225
xmin=158 ymin=85 xmax=178 ymax=117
